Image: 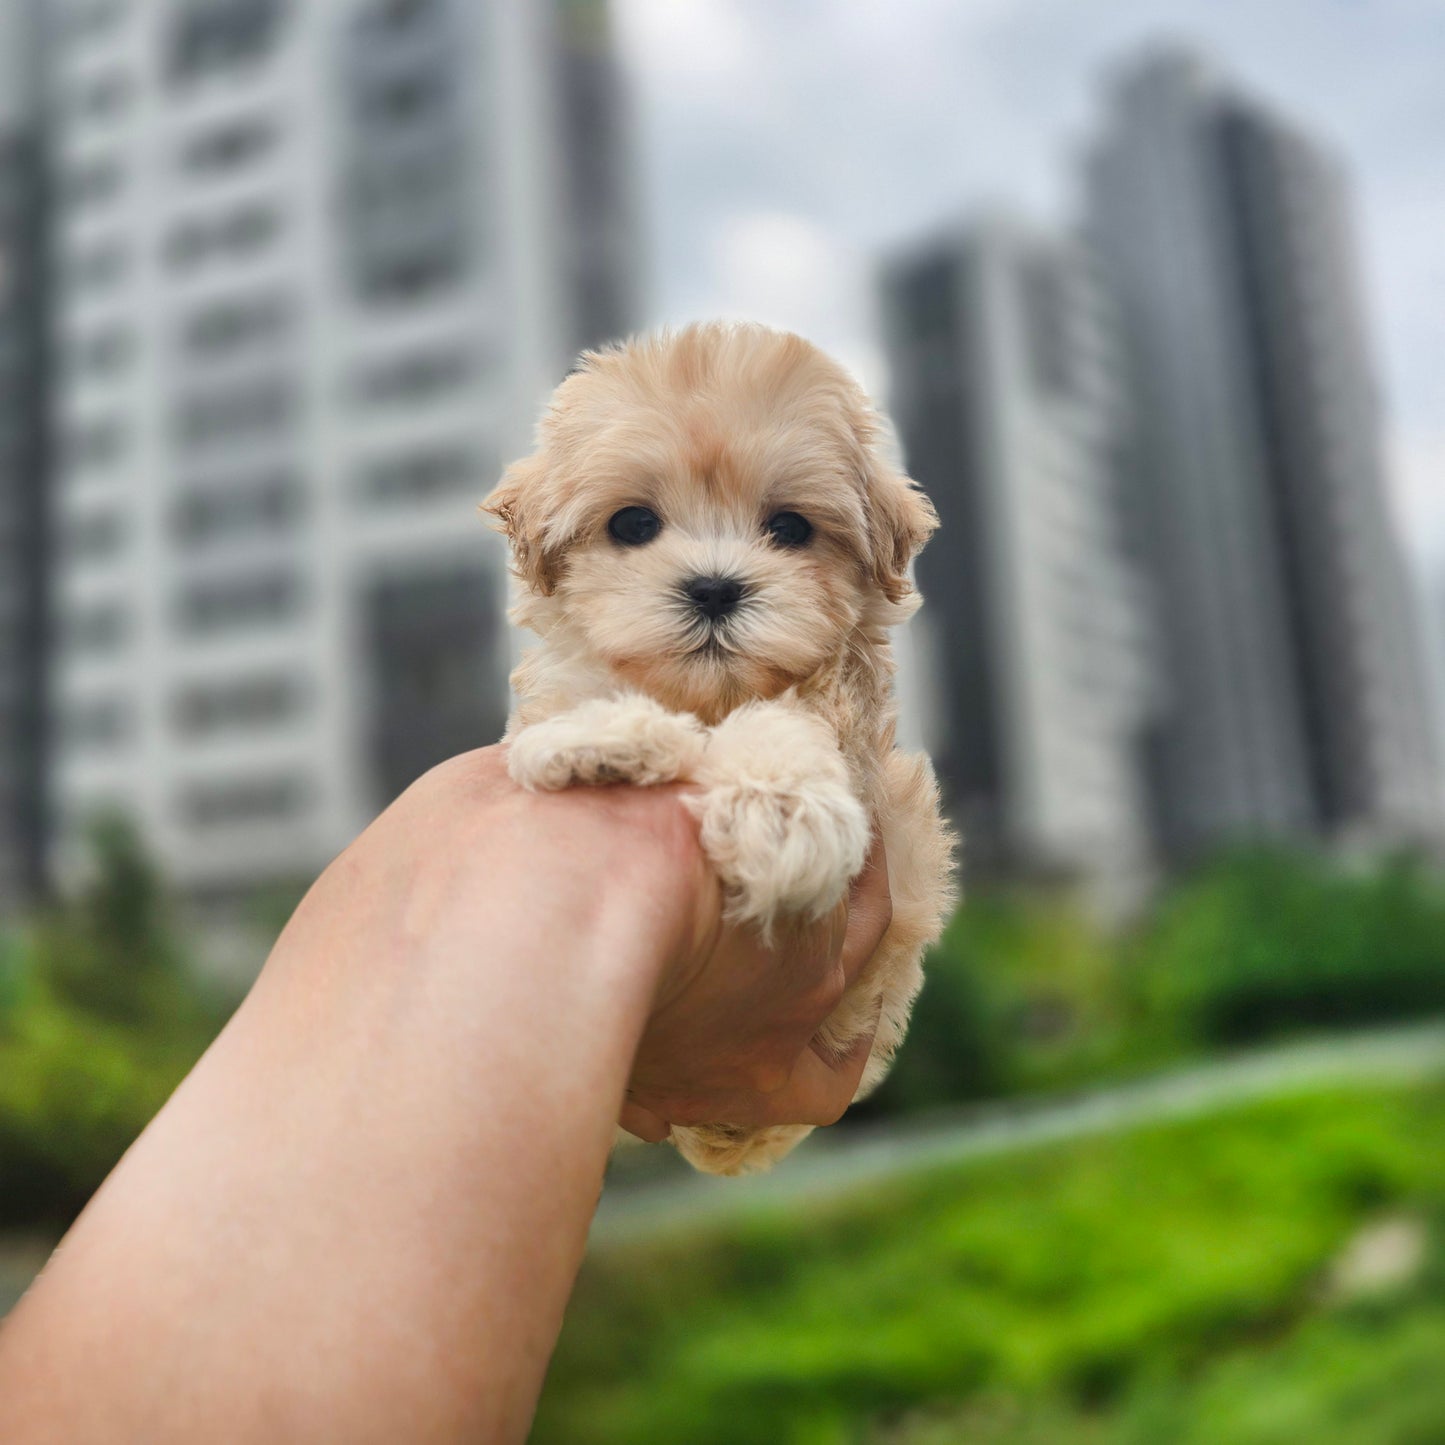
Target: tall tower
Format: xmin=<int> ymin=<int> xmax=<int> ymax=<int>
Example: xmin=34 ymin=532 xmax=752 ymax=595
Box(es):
xmin=1087 ymin=50 xmax=1442 ymax=858
xmin=42 ymin=0 xmax=640 ymax=903
xmin=0 ymin=0 xmax=51 ymax=909
xmin=882 ymin=213 xmax=1158 ymax=888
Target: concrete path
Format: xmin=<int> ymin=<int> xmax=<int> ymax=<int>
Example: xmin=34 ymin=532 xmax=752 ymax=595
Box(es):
xmin=591 ymin=1021 xmax=1445 ymax=1246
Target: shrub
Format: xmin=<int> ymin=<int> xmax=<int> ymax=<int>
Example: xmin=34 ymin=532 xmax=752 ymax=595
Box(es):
xmin=1131 ymin=849 xmax=1445 ymax=1047
xmin=0 ymin=994 xmax=196 ymax=1224
xmin=867 ymin=891 xmax=1139 ymax=1117
xmin=536 ymin=1085 xmax=1445 ymax=1444
xmin=0 ymin=818 xmax=233 ymax=1228
xmin=867 ymin=847 xmax=1445 ymax=1121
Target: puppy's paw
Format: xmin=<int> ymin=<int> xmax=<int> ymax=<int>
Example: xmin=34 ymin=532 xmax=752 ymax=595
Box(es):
xmin=507 ymin=695 xmax=706 ymax=791
xmin=671 ymin=1122 xmax=814 ymax=1176
xmin=691 ymin=701 xmax=869 ymax=937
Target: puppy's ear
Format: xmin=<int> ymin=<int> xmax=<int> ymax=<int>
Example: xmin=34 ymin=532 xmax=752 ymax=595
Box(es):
xmin=854 ymin=412 xmax=938 ymax=606
xmin=481 ymin=456 xmax=563 ymax=596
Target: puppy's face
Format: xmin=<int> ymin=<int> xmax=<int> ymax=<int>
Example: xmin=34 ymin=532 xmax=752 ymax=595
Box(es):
xmin=487 ymin=325 xmax=936 ymax=721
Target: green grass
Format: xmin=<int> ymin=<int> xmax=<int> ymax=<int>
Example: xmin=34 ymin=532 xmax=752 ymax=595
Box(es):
xmin=532 ymin=1082 xmax=1445 ymax=1444
xmin=884 ymin=1283 xmax=1445 ymax=1444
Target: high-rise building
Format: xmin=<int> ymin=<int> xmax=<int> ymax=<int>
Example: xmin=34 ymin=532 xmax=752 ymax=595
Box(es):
xmin=0 ymin=0 xmax=51 ymax=910
xmin=1088 ymin=50 xmax=1442 ymax=859
xmin=881 ymin=213 xmax=1158 ymax=887
xmin=41 ymin=0 xmax=638 ymax=902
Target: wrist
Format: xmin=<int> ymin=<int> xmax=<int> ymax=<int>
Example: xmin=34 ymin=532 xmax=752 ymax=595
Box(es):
xmin=397 ymin=753 xmax=715 ymax=1019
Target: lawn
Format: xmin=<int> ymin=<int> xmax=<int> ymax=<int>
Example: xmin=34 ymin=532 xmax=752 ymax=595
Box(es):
xmin=533 ymin=1081 xmax=1445 ymax=1444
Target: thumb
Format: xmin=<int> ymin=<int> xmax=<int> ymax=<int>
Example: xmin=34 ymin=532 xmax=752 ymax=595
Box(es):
xmin=619 ymin=1098 xmax=671 ymax=1143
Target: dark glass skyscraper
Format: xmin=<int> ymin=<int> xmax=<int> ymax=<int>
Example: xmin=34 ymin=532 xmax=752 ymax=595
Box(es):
xmin=882 ymin=215 xmax=1158 ymax=891
xmin=0 ymin=0 xmax=51 ymax=909
xmin=1088 ymin=51 xmax=1441 ymax=859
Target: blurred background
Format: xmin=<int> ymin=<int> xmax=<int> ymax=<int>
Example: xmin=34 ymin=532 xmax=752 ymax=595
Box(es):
xmin=3 ymin=1 xmax=1445 ymax=1440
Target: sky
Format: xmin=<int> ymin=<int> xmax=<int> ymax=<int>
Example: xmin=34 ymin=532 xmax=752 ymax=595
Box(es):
xmin=611 ymin=0 xmax=1445 ymax=573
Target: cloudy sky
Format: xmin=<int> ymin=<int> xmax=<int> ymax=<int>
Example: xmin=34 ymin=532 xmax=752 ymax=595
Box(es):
xmin=611 ymin=0 xmax=1445 ymax=571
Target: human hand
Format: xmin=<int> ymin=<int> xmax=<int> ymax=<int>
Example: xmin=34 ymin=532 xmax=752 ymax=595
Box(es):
xmin=619 ymin=834 xmax=893 ymax=1142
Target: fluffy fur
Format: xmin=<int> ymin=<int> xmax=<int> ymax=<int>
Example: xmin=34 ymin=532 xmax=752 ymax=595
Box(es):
xmin=486 ymin=321 xmax=957 ymax=1174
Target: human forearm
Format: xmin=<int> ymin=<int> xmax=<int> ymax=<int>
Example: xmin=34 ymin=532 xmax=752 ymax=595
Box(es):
xmin=0 ymin=745 xmax=886 ymax=1443
xmin=0 ymin=755 xmax=698 ymax=1444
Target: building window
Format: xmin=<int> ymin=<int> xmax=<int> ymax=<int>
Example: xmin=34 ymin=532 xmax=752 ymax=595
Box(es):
xmin=165 ymin=223 xmax=204 ymax=272
xmin=62 ymin=601 xmax=128 ymax=654
xmin=358 ymin=71 xmax=449 ymax=127
xmin=349 ymin=148 xmax=463 ymax=218
xmin=364 ymin=565 xmax=505 ymax=805
xmin=66 ymin=238 xmax=129 ymax=293
xmin=171 ymin=470 xmax=302 ymax=544
xmin=357 ymin=246 xmax=464 ymax=304
xmin=167 ymin=0 xmax=287 ymax=86
xmin=164 ymin=201 xmax=280 ymax=272
xmin=67 ymin=70 xmax=133 ymax=124
xmin=342 ymin=0 xmax=472 ymax=311
xmin=64 ymin=416 xmax=127 ymax=473
xmin=60 ymin=695 xmax=131 ymax=750
xmin=179 ymin=291 xmax=291 ymax=359
xmin=1017 ymin=253 xmax=1077 ymax=399
xmin=63 ymin=508 xmax=126 ymax=560
xmin=357 ymin=444 xmax=475 ymax=505
xmin=171 ymin=671 xmax=305 ymax=737
xmin=60 ymin=0 xmax=127 ymax=42
xmin=173 ymin=375 xmax=294 ymax=449
xmin=352 ymin=345 xmax=472 ymax=406
xmin=221 ymin=203 xmax=280 ymax=255
xmin=65 ymin=325 xmax=134 ymax=380
xmin=61 ymin=155 xmax=125 ymax=211
xmin=179 ymin=116 xmax=276 ymax=176
xmin=355 ymin=0 xmax=446 ymax=33
xmin=175 ymin=568 xmax=301 ymax=634
xmin=177 ymin=773 xmax=308 ymax=828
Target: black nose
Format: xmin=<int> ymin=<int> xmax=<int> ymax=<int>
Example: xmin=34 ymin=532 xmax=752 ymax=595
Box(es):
xmin=684 ymin=576 xmax=744 ymax=621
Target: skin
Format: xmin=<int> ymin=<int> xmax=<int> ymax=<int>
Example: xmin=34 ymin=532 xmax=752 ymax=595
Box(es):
xmin=0 ymin=745 xmax=891 ymax=1444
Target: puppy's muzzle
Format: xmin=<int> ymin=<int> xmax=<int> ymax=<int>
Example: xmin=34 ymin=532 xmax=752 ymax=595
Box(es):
xmin=683 ymin=575 xmax=746 ymax=622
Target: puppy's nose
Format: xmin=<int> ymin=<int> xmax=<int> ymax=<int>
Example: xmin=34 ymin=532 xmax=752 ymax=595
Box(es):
xmin=684 ymin=576 xmax=744 ymax=621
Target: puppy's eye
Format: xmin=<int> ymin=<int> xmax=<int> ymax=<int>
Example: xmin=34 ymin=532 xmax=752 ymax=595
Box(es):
xmin=765 ymin=511 xmax=812 ymax=549
xmin=607 ymin=506 xmax=662 ymax=546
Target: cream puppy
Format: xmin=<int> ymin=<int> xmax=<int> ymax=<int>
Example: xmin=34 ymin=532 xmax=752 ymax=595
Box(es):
xmin=485 ymin=321 xmax=956 ymax=1174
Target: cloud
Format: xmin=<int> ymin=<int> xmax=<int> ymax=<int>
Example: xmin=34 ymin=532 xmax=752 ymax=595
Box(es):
xmin=612 ymin=0 xmax=1445 ymax=564
xmin=1391 ymin=432 xmax=1445 ymax=568
xmin=612 ymin=0 xmax=767 ymax=107
xmin=646 ymin=209 xmax=883 ymax=391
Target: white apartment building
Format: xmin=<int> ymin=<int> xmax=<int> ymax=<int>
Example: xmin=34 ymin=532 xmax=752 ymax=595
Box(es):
xmin=43 ymin=0 xmax=637 ymax=899
xmin=882 ymin=213 xmax=1159 ymax=889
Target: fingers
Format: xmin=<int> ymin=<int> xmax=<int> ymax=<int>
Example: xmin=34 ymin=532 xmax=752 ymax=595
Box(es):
xmin=618 ymin=1099 xmax=671 ymax=1143
xmin=780 ymin=835 xmax=889 ymax=1000
xmin=771 ymin=1023 xmax=876 ymax=1126
xmin=839 ymin=832 xmax=892 ymax=989
xmin=808 ymin=1000 xmax=882 ymax=1071
xmin=740 ymin=1017 xmax=875 ymax=1128
xmin=625 ymin=836 xmax=891 ymax=1138
xmin=634 ymin=1017 xmax=879 ymax=1131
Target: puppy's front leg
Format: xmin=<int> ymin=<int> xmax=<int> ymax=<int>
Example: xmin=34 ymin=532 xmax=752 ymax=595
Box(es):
xmin=689 ymin=699 xmax=870 ymax=940
xmin=507 ymin=695 xmax=706 ymax=791
xmin=667 ymin=700 xmax=870 ymax=1177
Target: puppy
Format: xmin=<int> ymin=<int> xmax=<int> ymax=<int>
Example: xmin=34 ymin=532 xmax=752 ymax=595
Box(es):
xmin=485 ymin=321 xmax=956 ymax=1174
